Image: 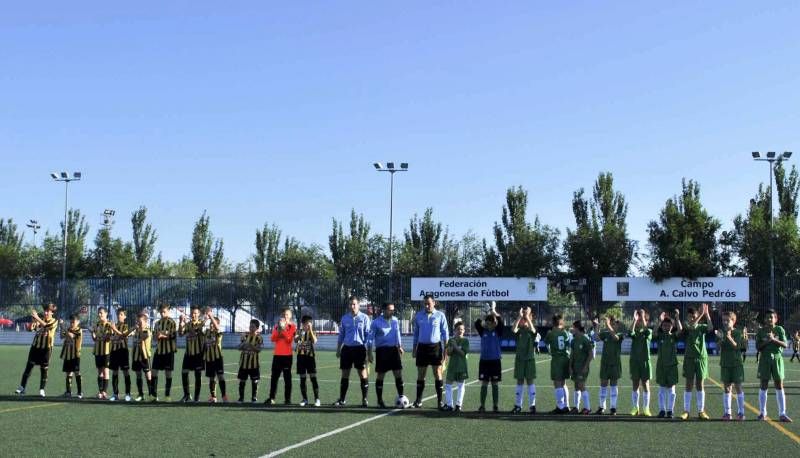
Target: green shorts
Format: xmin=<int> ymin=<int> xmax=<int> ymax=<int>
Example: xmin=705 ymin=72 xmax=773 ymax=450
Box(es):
xmin=599 ymin=363 xmax=621 ymax=381
xmin=571 ymin=366 xmax=589 ymax=382
xmin=550 ymin=356 xmax=570 ymax=381
xmin=630 ymin=360 xmax=651 ymax=381
xmin=514 ymin=358 xmax=536 ymax=381
xmin=682 ymin=356 xmax=708 ymax=380
xmin=720 ymin=365 xmax=744 ymax=385
xmin=757 ymin=354 xmax=784 ymax=382
xmin=656 ymin=364 xmax=678 ymax=387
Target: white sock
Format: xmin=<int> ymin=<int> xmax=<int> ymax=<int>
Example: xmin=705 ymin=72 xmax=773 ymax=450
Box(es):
xmin=515 ymin=384 xmax=523 ymax=407
xmin=528 ymin=384 xmax=536 ymax=407
xmin=669 ymin=387 xmax=676 ymax=412
xmin=445 ymin=383 xmax=453 ymax=407
xmin=736 ymin=392 xmax=745 ymax=416
xmin=599 ymin=386 xmax=608 ymax=409
xmin=658 ymin=387 xmax=665 ymax=411
xmin=631 ymin=390 xmax=639 ymax=409
xmin=610 ymin=385 xmax=618 ymax=409
xmin=723 ymin=392 xmax=731 ymax=415
xmin=759 ymin=389 xmax=768 ymax=416
xmin=643 ymin=391 xmax=650 ymax=410
xmin=457 ymin=381 xmax=466 ymax=406
xmin=684 ymin=391 xmax=692 ymax=412
xmin=574 ymin=390 xmax=580 ymax=408
xmin=777 ymin=389 xmax=786 ymax=417
xmin=582 ymin=390 xmax=590 ymax=410
xmin=563 ymin=386 xmax=570 ymax=408
xmin=556 ymin=388 xmax=564 ymax=409
xmin=697 ymin=390 xmax=705 ymax=412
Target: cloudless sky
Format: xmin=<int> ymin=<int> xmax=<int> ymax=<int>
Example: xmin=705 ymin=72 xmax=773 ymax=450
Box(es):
xmin=2 ymin=1 xmax=799 ymax=266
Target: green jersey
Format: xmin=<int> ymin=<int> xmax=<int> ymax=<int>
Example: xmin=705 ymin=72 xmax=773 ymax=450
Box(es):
xmin=545 ymin=328 xmax=571 ymax=359
xmin=629 ymin=327 xmax=652 ymax=363
xmin=598 ymin=328 xmax=624 ymax=366
xmin=446 ymin=337 xmax=470 ymax=380
xmin=570 ymin=334 xmax=594 ymax=372
xmin=656 ymin=332 xmax=678 ymax=367
xmin=718 ymin=328 xmax=745 ymax=368
xmin=756 ymin=325 xmax=787 ymax=356
xmin=683 ymin=323 xmax=708 ymax=359
xmin=514 ymin=327 xmax=537 ymax=361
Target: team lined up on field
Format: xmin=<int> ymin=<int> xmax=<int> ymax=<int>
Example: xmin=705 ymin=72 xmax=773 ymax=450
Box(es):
xmin=10 ymin=296 xmax=797 ymax=422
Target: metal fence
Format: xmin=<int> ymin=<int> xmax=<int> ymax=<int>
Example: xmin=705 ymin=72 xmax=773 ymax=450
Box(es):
xmin=0 ymin=277 xmax=799 ymax=334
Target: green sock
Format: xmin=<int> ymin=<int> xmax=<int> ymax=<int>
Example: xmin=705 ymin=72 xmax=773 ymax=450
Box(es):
xmin=492 ymin=384 xmax=499 ymax=407
xmin=480 ymin=384 xmax=488 ymax=407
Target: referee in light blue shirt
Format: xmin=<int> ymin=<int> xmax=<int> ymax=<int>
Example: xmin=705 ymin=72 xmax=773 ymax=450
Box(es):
xmin=368 ymin=302 xmax=404 ymax=408
xmin=412 ymin=294 xmax=449 ymax=409
xmin=334 ymin=295 xmax=371 ymax=407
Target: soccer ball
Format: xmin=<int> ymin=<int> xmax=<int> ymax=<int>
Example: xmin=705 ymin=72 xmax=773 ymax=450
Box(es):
xmin=395 ymin=395 xmax=410 ymax=409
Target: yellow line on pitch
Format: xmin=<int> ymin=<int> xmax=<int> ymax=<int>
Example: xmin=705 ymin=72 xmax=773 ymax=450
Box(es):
xmin=707 ymin=377 xmax=800 ymax=445
xmin=0 ymin=402 xmax=65 ymax=414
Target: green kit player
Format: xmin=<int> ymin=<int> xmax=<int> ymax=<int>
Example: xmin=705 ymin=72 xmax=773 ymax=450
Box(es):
xmin=512 ymin=307 xmax=538 ymax=414
xmin=592 ymin=315 xmax=624 ymax=415
xmin=680 ymin=303 xmax=713 ymax=421
xmin=655 ymin=310 xmax=681 ymax=419
xmin=545 ymin=314 xmax=571 ymax=414
xmin=629 ymin=309 xmax=652 ymax=417
xmin=757 ymin=309 xmax=792 ymax=423
xmin=717 ymin=311 xmax=746 ymax=421
xmin=444 ymin=321 xmax=469 ymax=412
xmin=570 ymin=321 xmax=594 ymax=414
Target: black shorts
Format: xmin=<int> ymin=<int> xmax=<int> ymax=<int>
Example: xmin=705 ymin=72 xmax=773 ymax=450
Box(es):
xmin=415 ymin=343 xmax=443 ymax=367
xmin=152 ymin=353 xmax=175 ymax=371
xmin=132 ymin=359 xmax=150 ymax=372
xmin=205 ymin=358 xmax=224 ymax=377
xmin=182 ymin=352 xmax=204 ymax=372
xmin=272 ymin=355 xmax=293 ymax=372
xmin=95 ymin=354 xmax=110 ymax=369
xmin=375 ymin=347 xmax=402 ymax=373
xmin=27 ymin=347 xmax=51 ymax=367
xmin=296 ymin=355 xmax=317 ymax=375
xmin=62 ymin=358 xmax=80 ymax=373
xmin=340 ymin=345 xmax=367 ymax=370
xmin=478 ymin=359 xmax=502 ymax=382
xmin=238 ymin=367 xmax=260 ymax=380
xmin=110 ymin=349 xmax=130 ymax=371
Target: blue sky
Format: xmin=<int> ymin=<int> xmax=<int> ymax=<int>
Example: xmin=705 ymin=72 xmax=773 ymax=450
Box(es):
xmin=2 ymin=1 xmax=799 ymax=266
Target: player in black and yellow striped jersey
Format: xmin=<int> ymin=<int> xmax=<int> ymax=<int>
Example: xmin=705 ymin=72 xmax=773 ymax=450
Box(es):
xmin=60 ymin=313 xmax=84 ymax=399
xmin=152 ymin=304 xmax=177 ymax=401
xmin=109 ymin=308 xmax=132 ymax=402
xmin=132 ymin=311 xmax=157 ymax=401
xmin=16 ymin=303 xmax=58 ymax=397
xmin=178 ymin=306 xmax=205 ymax=403
xmin=92 ymin=307 xmax=121 ymax=400
xmin=204 ymin=312 xmax=227 ymax=402
xmin=238 ymin=319 xmax=263 ymax=403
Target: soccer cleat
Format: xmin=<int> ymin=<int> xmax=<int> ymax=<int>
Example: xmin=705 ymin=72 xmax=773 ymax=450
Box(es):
xmin=477 ymin=406 xmax=486 ymax=413
xmin=594 ymin=407 xmax=605 ymax=415
xmin=314 ymin=399 xmax=321 ymax=407
xmin=642 ymin=408 xmax=652 ymax=417
xmin=251 ymin=398 xmax=258 ymax=403
xmin=492 ymin=405 xmax=500 ymax=414
xmin=680 ymin=412 xmax=690 ymax=421
xmin=580 ymin=408 xmax=591 ymax=415
xmin=511 ymin=406 xmax=522 ymax=414
xmin=284 ymin=399 xmax=292 ymax=405
xmin=757 ymin=414 xmax=766 ymax=421
xmin=209 ymin=396 xmax=217 ymax=403
xmin=61 ymin=391 xmax=72 ymax=398
xmin=332 ymin=399 xmax=346 ymax=407
xmin=77 ymin=393 xmax=84 ymax=400
xmin=163 ymin=396 xmax=171 ymax=403
xmin=109 ymin=395 xmax=118 ymax=402
xmin=549 ymin=407 xmax=562 ymax=414
xmin=14 ymin=387 xmax=25 ymax=395
xmin=569 ymin=407 xmax=579 ymax=415
xmin=559 ymin=407 xmax=570 ymax=414
xmin=376 ymin=401 xmax=386 ymax=409
xmin=124 ymin=394 xmax=132 ymax=402
xmin=722 ymin=413 xmax=731 ymax=421
xmin=609 ymin=408 xmax=617 ymax=416
xmin=221 ymin=396 xmax=228 ymax=403
xmin=299 ymin=399 xmax=308 ymax=407
xmin=630 ymin=407 xmax=639 ymax=416
xmin=150 ymin=395 xmax=158 ymax=402
xmin=779 ymin=415 xmax=793 ymax=423
xmin=439 ymin=404 xmax=451 ymax=412
xmin=237 ymin=398 xmax=244 ymax=404
xmin=529 ymin=405 xmax=536 ymax=415
xmin=264 ymin=398 xmax=276 ymax=406
xmin=454 ymin=405 xmax=462 ymax=413
xmin=666 ymin=411 xmax=674 ymax=419
xmin=658 ymin=410 xmax=666 ymax=418
xmin=135 ymin=395 xmax=144 ymax=402
xmin=736 ymin=413 xmax=745 ymax=421
xmin=39 ymin=389 xmax=46 ymax=398
xmin=411 ymin=401 xmax=422 ymax=409
xmin=361 ymin=399 xmax=368 ymax=408
xmin=698 ymin=411 xmax=710 ymax=421
xmin=178 ymin=395 xmax=191 ymax=403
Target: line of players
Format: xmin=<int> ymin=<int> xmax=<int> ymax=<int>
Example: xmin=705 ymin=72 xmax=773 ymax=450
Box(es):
xmin=11 ymin=298 xmax=795 ymax=422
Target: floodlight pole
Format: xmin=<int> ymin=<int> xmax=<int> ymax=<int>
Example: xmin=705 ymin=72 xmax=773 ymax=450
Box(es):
xmin=373 ymin=162 xmax=409 ymax=275
xmin=52 ymin=172 xmax=82 ymax=310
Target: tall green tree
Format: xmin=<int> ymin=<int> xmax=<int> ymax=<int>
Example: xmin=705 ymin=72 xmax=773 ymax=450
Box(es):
xmin=565 ymin=172 xmax=636 ymax=278
xmin=191 ymin=211 xmax=225 ymax=277
xmin=483 ymin=186 xmax=560 ymax=276
xmin=131 ymin=206 xmax=158 ymax=267
xmin=647 ymin=179 xmax=722 ymax=279
xmin=396 ymin=208 xmax=459 ymax=276
xmin=254 ymin=223 xmax=282 ymax=278
xmin=329 ymin=210 xmax=373 ymax=279
xmin=0 ymin=219 xmax=25 ymax=278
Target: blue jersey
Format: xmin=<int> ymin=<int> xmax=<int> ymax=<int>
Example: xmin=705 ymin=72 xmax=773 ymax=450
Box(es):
xmin=338 ymin=312 xmax=371 ymax=348
xmin=475 ymin=317 xmax=504 ymax=360
xmin=370 ymin=316 xmax=402 ymax=349
xmin=413 ymin=310 xmax=449 ymax=347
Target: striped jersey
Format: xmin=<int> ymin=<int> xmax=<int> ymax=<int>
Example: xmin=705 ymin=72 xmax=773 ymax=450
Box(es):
xmin=132 ymin=328 xmax=152 ymax=362
xmin=296 ymin=329 xmax=316 ymax=358
xmin=31 ymin=317 xmax=58 ymax=350
xmin=111 ymin=322 xmax=129 ymax=351
xmin=93 ymin=321 xmax=113 ymax=356
xmin=154 ymin=318 xmax=177 ymax=354
xmin=239 ymin=334 xmax=262 ymax=370
xmin=204 ymin=328 xmax=223 ymax=362
xmin=60 ymin=326 xmax=82 ymax=360
xmin=182 ymin=320 xmax=204 ymax=356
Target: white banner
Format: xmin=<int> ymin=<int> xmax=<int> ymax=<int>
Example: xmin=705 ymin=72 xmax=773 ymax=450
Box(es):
xmin=602 ymin=277 xmax=750 ymax=302
xmin=411 ymin=277 xmax=548 ymax=302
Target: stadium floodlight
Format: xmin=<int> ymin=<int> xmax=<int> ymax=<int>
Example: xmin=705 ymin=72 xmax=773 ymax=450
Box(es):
xmin=60 ymin=171 xmax=68 ymax=179
xmin=751 ymin=151 xmax=792 ymax=314
xmin=50 ymin=170 xmax=82 ymax=311
xmin=74 ymin=172 xmax=82 ymax=179
xmin=373 ymin=161 xmax=409 ymax=279
xmin=26 ymin=219 xmax=41 ymax=246
xmin=50 ymin=172 xmax=58 ymax=179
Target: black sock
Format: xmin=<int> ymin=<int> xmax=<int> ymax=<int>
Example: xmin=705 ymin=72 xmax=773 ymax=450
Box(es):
xmin=219 ymin=379 xmax=226 ymax=397
xmin=300 ymin=377 xmax=308 ymax=401
xmin=136 ymin=376 xmax=144 ymax=396
xmin=360 ymin=378 xmax=369 ymax=400
xmin=97 ymin=376 xmax=103 ymax=391
xmin=39 ymin=367 xmax=48 ymax=390
xmin=311 ymin=376 xmax=319 ymax=399
xmin=239 ymin=380 xmax=246 ymax=400
xmin=339 ymin=378 xmax=349 ymax=402
xmin=194 ymin=371 xmax=202 ymax=401
xmin=165 ymin=377 xmax=172 ymax=397
xmin=76 ymin=375 xmax=82 ymax=394
xmin=20 ymin=362 xmax=34 ymax=388
xmin=124 ymin=373 xmax=131 ymax=395
xmin=376 ymin=380 xmax=384 ymax=403
xmin=416 ymin=380 xmax=425 ymax=403
xmin=65 ymin=375 xmax=72 ymax=393
xmin=112 ymin=373 xmax=119 ymax=395
xmin=151 ymin=375 xmax=158 ymax=395
xmin=251 ymin=379 xmax=259 ymax=400
xmin=209 ymin=379 xmax=216 ymax=398
xmin=435 ymin=379 xmax=444 ymax=405
xmin=182 ymin=372 xmax=189 ymax=397
xmin=283 ymin=368 xmax=292 ymax=403
xmin=396 ymin=378 xmax=404 ymax=396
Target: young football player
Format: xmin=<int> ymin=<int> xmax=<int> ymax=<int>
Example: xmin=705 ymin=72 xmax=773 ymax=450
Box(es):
xmin=757 ymin=309 xmax=792 ymax=422
xmin=717 ymin=311 xmax=746 ymax=421
xmin=152 ymin=303 xmax=177 ymax=402
xmin=59 ymin=313 xmax=83 ymax=399
xmin=267 ymin=307 xmax=296 ymax=405
xmin=593 ymin=314 xmax=624 ymax=415
xmin=679 ymin=303 xmax=713 ymax=421
xmin=629 ymin=309 xmax=653 ymax=417
xmin=109 ymin=308 xmax=132 ymax=402
xmin=92 ymin=307 xmax=118 ymax=400
xmin=204 ymin=312 xmax=227 ymax=403
xmin=655 ymin=310 xmax=681 ymax=419
xmin=512 ymin=307 xmax=538 ymax=414
xmin=444 ymin=321 xmax=469 ymax=412
xmin=570 ymin=320 xmax=594 ymax=414
xmin=545 ymin=314 xmax=571 ymax=414
xmin=131 ymin=311 xmax=156 ymax=401
xmin=238 ymin=319 xmax=263 ymax=403
xmin=179 ymin=306 xmax=205 ymax=403
xmin=475 ymin=302 xmax=504 ymax=413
